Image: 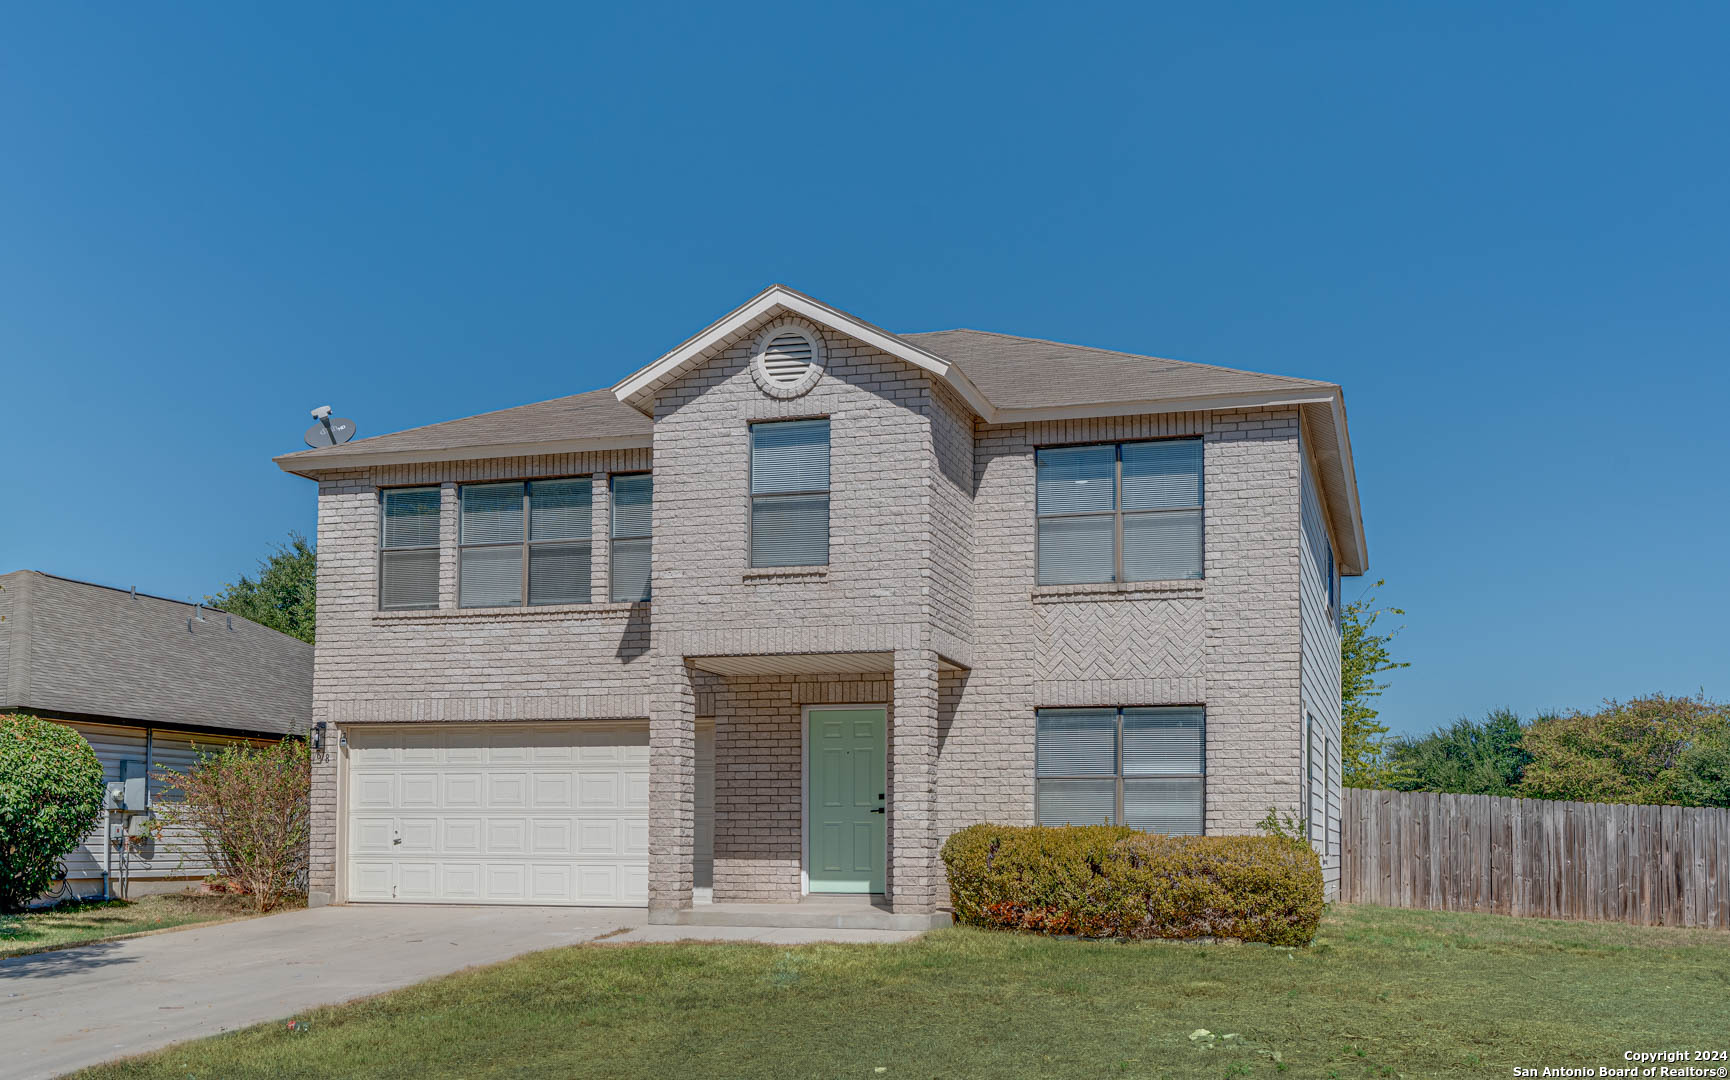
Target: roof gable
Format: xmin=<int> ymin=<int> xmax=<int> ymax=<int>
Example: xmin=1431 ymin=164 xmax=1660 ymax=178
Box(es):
xmin=610 ymin=284 xmax=994 ymax=419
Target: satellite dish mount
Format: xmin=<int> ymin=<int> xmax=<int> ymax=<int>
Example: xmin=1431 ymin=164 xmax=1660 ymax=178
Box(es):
xmin=304 ymin=405 xmax=358 ymax=448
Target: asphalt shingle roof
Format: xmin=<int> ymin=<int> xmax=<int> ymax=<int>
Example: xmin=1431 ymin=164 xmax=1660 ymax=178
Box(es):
xmin=1 ymin=571 xmax=313 ymax=737
xmin=274 ymin=388 xmax=651 ymax=468
xmin=903 ymin=329 xmax=1335 ymax=410
xmin=275 ymin=320 xmax=1331 ymax=469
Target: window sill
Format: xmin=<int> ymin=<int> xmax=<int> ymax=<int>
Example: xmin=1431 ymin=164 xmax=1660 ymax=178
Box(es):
xmin=374 ymin=601 xmax=645 ymax=623
xmin=741 ymin=565 xmax=829 ymax=583
xmin=1031 ymin=579 xmax=1203 ymax=604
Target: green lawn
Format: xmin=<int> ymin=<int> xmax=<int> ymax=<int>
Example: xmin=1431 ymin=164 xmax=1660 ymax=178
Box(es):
xmin=0 ymin=892 xmax=264 ymax=958
xmin=76 ymin=904 xmax=1729 ymax=1080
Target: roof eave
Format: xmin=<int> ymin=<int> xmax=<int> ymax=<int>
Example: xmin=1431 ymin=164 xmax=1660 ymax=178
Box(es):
xmin=272 ymin=433 xmax=655 ymax=478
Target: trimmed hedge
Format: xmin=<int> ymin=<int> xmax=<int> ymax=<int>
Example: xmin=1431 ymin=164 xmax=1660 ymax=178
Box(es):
xmin=941 ymin=824 xmax=1324 ymax=946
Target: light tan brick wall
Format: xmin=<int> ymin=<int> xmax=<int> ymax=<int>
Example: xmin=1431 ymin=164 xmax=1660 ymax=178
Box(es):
xmin=940 ymin=408 xmax=1305 ymax=848
xmin=708 ymin=674 xmax=893 ymax=902
xmin=305 ymin=449 xmax=655 ymax=902
xmin=300 ymin=314 xmax=1320 ymax=907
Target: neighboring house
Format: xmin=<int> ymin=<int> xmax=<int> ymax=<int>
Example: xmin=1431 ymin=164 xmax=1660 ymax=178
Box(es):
xmin=0 ymin=570 xmax=313 ymax=898
xmin=275 ymin=284 xmax=1366 ymax=925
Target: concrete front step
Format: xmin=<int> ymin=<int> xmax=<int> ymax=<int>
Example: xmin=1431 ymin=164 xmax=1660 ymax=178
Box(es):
xmin=657 ymin=897 xmax=952 ymax=932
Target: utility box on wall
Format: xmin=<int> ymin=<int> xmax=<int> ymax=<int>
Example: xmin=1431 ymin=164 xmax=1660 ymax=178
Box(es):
xmin=104 ymin=775 xmax=147 ymax=812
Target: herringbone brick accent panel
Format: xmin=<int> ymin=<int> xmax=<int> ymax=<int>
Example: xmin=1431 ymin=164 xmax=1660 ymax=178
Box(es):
xmin=1034 ymin=599 xmax=1204 ymax=683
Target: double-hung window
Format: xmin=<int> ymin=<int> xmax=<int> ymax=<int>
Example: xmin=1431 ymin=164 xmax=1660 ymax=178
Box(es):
xmin=1034 ymin=707 xmax=1205 ymax=834
xmin=380 ymin=487 xmax=441 ymax=610
xmin=609 ymin=473 xmax=653 ymax=602
xmin=1035 ymin=438 xmax=1203 ymax=585
xmin=750 ymin=418 xmax=830 ymax=567
xmin=459 ymin=479 xmax=593 ymax=607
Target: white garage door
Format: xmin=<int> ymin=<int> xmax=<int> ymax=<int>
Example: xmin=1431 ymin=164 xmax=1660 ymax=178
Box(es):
xmin=346 ymin=723 xmax=649 ymax=906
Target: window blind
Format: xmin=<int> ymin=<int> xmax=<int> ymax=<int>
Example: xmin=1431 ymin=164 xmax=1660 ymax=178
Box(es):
xmin=1035 ymin=707 xmax=1205 ymax=835
xmin=460 ymin=483 xmax=524 ymax=545
xmin=610 ymin=473 xmax=652 ymax=602
xmin=380 ymin=487 xmax=441 ymax=610
xmin=1035 ymin=439 xmax=1203 ymax=585
xmin=750 ymin=419 xmax=830 ymax=568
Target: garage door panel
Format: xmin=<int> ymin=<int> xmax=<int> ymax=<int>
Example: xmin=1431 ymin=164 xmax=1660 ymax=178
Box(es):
xmin=400 ymin=774 xmax=439 ymax=808
xmin=352 ymin=817 xmax=395 ymax=854
xmin=441 ymin=863 xmax=483 ymax=900
xmin=398 ymin=733 xmax=440 ymax=763
xmin=620 ymin=864 xmax=648 ymax=902
xmin=354 ymin=774 xmax=396 ymax=809
xmin=487 ymin=773 xmax=529 ymax=807
xmin=346 ymin=723 xmax=648 ymax=906
xmin=397 ymin=862 xmax=438 ymax=899
xmin=578 ymin=771 xmax=619 ymax=807
xmin=576 ymin=864 xmax=619 ymax=902
xmin=577 ymin=818 xmax=619 ymax=855
xmin=486 ymin=863 xmax=527 ymax=900
xmin=486 ymin=818 xmax=529 ymax=854
xmin=531 ymin=864 xmax=573 ymax=901
xmin=443 ymin=773 xmax=484 ymax=807
xmin=624 ymin=772 xmax=651 ymax=808
xmin=442 ymin=818 xmax=483 ymax=852
xmin=351 ymin=862 xmax=394 ymax=899
xmin=532 ymin=818 xmax=574 ymax=855
xmin=446 ymin=741 xmax=486 ymax=764
xmin=532 ymin=773 xmax=575 ymax=808
xmin=397 ymin=818 xmax=437 ymax=853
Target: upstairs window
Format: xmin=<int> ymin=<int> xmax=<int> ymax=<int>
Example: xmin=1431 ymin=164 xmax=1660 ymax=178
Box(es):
xmin=458 ymin=479 xmax=592 ymax=608
xmin=1034 ymin=707 xmax=1205 ymax=835
xmin=750 ymin=418 xmax=830 ymax=567
xmin=1035 ymin=438 xmax=1203 ymax=585
xmin=610 ymin=473 xmax=653 ymax=602
xmin=380 ymin=487 xmax=441 ymax=610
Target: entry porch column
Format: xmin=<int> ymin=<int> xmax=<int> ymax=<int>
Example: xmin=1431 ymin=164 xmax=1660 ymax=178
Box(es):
xmin=888 ymin=648 xmax=940 ymax=914
xmin=647 ymin=656 xmax=696 ymax=921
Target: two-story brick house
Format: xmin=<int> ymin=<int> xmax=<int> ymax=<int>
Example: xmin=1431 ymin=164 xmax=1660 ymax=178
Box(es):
xmin=276 ymin=285 xmax=1366 ymax=928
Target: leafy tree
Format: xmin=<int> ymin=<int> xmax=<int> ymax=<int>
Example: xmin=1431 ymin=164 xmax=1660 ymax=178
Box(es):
xmin=0 ymin=714 xmax=106 ymax=912
xmin=1389 ymin=709 xmax=1535 ymax=796
xmin=209 ymin=533 xmax=316 ymax=644
xmin=152 ymin=739 xmax=310 ymax=912
xmin=1670 ymin=729 xmax=1730 ymax=808
xmin=1518 ymin=694 xmax=1730 ymax=807
xmin=1340 ymin=580 xmax=1411 ymax=788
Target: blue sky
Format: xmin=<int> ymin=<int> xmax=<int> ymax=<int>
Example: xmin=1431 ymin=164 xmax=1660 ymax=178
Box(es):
xmin=3 ymin=4 xmax=1726 ymax=736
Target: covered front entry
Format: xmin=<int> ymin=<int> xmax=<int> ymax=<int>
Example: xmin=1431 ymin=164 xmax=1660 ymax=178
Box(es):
xmin=806 ymin=707 xmax=886 ymax=894
xmin=345 ymin=722 xmax=650 ymax=906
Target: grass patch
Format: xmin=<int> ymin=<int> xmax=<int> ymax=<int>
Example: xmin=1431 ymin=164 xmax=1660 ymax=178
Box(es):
xmin=0 ymin=892 xmax=272 ymax=958
xmin=73 ymin=904 xmax=1730 ymax=1079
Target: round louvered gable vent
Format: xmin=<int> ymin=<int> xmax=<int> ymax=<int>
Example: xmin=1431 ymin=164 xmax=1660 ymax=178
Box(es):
xmin=750 ymin=320 xmax=826 ymax=398
xmin=760 ymin=332 xmax=815 ymax=385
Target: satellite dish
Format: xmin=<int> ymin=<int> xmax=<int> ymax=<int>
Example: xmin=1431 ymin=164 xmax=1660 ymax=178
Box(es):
xmin=304 ymin=405 xmax=358 ymax=448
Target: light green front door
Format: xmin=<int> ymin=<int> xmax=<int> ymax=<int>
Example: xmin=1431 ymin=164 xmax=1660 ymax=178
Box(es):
xmin=807 ymin=707 xmax=886 ymax=894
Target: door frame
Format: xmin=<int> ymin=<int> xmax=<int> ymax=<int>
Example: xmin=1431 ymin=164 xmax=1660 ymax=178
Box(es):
xmin=799 ymin=703 xmax=888 ymax=897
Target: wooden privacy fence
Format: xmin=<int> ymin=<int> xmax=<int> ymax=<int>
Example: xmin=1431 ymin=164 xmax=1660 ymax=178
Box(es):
xmin=1340 ymin=788 xmax=1730 ymax=928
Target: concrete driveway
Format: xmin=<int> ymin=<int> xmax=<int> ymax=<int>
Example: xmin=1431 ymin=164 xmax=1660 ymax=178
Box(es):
xmin=1 ymin=903 xmax=918 ymax=1080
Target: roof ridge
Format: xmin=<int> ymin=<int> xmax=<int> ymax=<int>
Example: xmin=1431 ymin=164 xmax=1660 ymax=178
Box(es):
xmin=904 ymin=328 xmax=1333 ymax=389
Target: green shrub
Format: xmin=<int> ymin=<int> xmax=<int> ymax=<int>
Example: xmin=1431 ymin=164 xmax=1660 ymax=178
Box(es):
xmin=153 ymin=739 xmax=310 ymax=912
xmin=941 ymin=824 xmax=1324 ymax=946
xmin=0 ymin=714 xmax=106 ymax=913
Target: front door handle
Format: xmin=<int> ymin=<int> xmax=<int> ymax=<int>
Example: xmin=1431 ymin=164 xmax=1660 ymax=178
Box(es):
xmin=870 ymin=807 xmax=885 ymax=814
